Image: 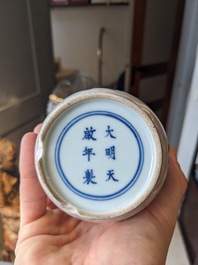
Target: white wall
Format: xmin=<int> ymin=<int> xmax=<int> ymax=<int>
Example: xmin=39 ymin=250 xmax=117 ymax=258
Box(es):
xmin=177 ymin=51 xmax=198 ymax=179
xmin=166 ymin=0 xmax=198 ymax=179
xmin=167 ymin=0 xmax=198 ymax=148
xmin=50 ymin=5 xmax=133 ymax=86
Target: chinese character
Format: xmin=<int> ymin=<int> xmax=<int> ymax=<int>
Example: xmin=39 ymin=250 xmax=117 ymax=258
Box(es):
xmin=105 ymin=146 xmax=116 ymax=160
xmin=83 ymin=147 xmax=95 ymax=161
xmin=106 ymin=170 xmax=119 ymax=182
xmin=105 ymin=125 xmax=116 ymax=139
xmin=83 ymin=127 xmax=97 ymax=141
xmin=83 ymin=169 xmax=97 ymax=184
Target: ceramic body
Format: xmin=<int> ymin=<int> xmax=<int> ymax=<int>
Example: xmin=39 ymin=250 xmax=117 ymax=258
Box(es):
xmin=35 ymin=88 xmax=168 ymax=222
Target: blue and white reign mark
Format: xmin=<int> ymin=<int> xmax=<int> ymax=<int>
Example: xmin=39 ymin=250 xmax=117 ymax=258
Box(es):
xmin=55 ymin=111 xmax=144 ymax=201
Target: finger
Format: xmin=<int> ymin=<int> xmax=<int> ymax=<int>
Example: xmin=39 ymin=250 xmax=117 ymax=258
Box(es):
xmin=148 ymin=147 xmax=187 ymax=223
xmin=47 ymin=198 xmax=58 ymax=210
xmin=33 ymin=123 xmax=42 ymax=134
xmin=163 ymin=146 xmax=187 ymax=209
xmin=19 ymin=132 xmax=47 ymax=227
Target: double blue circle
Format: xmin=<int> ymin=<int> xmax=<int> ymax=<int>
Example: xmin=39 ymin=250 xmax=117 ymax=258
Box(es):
xmin=55 ymin=111 xmax=144 ymax=201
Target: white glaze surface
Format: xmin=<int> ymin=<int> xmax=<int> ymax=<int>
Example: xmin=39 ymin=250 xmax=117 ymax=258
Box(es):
xmin=35 ymin=89 xmax=168 ymax=221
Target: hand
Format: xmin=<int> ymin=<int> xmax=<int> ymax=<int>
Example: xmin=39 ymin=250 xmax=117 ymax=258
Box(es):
xmin=15 ymin=125 xmax=187 ymax=265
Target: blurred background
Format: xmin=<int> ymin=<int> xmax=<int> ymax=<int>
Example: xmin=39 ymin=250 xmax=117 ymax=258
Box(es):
xmin=0 ymin=0 xmax=197 ymax=264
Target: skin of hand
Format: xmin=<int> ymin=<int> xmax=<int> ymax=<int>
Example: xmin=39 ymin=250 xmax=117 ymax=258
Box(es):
xmin=14 ymin=125 xmax=187 ymax=265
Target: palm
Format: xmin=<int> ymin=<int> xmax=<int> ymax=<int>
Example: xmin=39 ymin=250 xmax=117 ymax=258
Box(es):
xmin=16 ymin=201 xmax=174 ymax=265
xmin=15 ymin=130 xmax=186 ymax=265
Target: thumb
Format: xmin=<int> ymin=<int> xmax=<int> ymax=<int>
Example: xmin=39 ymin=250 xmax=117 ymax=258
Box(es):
xmin=19 ymin=132 xmax=47 ymax=227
